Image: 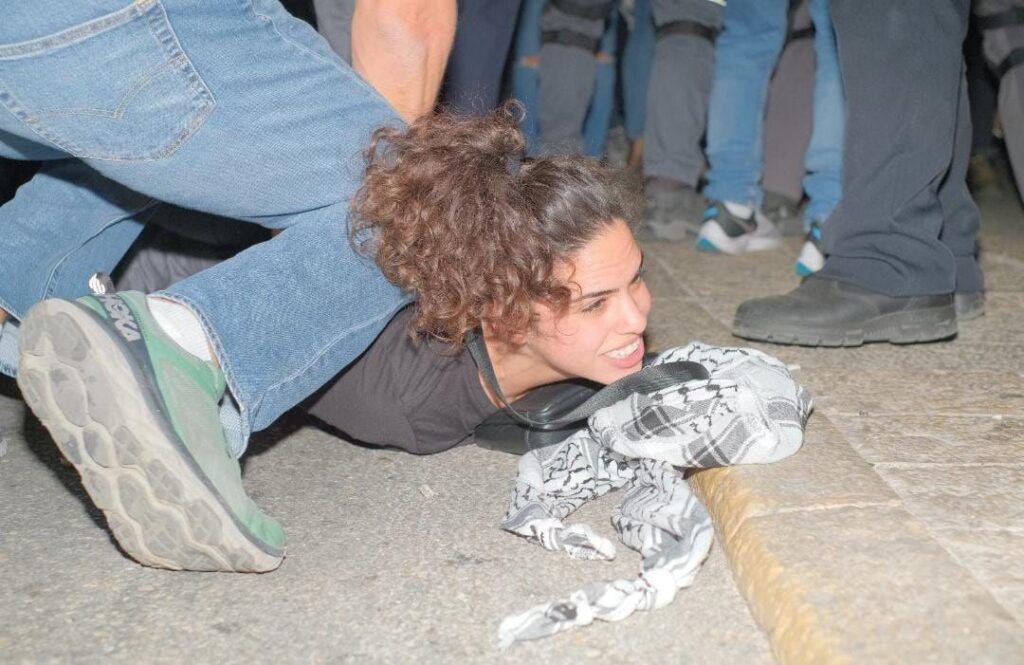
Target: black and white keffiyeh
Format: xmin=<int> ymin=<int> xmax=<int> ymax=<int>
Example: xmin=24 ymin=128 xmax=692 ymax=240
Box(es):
xmin=497 ymin=343 xmax=813 ymax=647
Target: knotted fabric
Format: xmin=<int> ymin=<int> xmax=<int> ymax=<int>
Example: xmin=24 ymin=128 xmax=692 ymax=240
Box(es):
xmin=497 ymin=343 xmax=813 ymax=647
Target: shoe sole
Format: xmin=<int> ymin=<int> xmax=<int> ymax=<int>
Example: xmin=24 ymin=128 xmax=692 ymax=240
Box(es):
xmin=696 ymin=221 xmax=782 ymax=255
xmin=17 ymin=300 xmax=283 ymax=572
xmin=732 ymin=304 xmax=958 ymax=347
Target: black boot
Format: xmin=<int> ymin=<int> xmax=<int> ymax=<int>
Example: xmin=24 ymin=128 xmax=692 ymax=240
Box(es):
xmin=732 ymin=275 xmax=957 ymax=347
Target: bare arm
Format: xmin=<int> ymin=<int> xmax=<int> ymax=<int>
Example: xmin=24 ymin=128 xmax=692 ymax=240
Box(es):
xmin=351 ymin=0 xmax=457 ymax=122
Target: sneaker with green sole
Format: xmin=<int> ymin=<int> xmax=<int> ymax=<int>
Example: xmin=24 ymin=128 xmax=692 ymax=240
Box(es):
xmin=17 ymin=291 xmax=285 ymax=572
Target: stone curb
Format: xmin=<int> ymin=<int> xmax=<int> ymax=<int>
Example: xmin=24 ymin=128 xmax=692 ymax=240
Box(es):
xmin=689 ymin=414 xmax=1024 ymax=665
xmin=691 ymin=466 xmax=839 ymax=665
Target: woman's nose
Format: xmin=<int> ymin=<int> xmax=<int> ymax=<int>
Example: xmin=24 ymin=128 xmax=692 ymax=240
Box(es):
xmin=619 ymin=285 xmax=650 ymax=333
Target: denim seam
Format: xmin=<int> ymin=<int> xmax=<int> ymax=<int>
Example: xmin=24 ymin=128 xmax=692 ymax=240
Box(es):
xmin=0 ymin=0 xmax=217 ymax=162
xmin=0 ymin=294 xmax=16 ymax=321
xmin=0 ymin=0 xmax=154 ymax=60
xmin=37 ymin=55 xmax=188 ymax=120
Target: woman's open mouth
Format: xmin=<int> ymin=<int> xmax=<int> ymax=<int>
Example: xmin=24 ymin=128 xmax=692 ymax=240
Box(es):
xmin=604 ymin=337 xmax=644 ymax=369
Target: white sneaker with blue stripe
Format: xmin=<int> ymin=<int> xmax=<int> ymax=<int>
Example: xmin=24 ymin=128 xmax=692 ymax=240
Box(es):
xmin=696 ymin=200 xmax=782 ymax=254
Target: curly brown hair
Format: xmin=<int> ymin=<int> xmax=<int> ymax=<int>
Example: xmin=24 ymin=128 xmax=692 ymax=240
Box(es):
xmin=351 ymin=103 xmax=642 ymax=346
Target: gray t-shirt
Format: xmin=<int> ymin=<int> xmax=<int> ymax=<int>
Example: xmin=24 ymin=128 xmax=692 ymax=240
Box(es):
xmin=304 ymin=306 xmax=498 ymax=454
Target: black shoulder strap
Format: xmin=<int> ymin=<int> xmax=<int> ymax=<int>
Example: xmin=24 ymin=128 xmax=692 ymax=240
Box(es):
xmin=465 ymin=330 xmax=708 ymax=430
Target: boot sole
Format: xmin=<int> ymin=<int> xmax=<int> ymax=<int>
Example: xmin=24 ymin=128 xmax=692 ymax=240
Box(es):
xmin=17 ymin=300 xmax=283 ymax=572
xmin=732 ymin=304 xmax=958 ymax=347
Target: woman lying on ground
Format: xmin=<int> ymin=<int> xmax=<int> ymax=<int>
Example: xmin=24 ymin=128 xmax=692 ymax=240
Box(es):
xmin=116 ymin=105 xmax=651 ymax=454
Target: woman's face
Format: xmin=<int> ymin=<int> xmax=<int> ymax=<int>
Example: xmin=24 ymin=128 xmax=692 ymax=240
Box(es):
xmin=524 ymin=218 xmax=652 ymax=385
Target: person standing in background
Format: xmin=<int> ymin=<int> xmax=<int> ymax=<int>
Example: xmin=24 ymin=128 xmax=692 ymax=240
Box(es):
xmin=734 ymin=0 xmax=983 ymax=347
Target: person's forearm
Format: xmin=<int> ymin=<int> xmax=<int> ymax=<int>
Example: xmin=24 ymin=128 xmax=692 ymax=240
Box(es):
xmin=351 ymin=0 xmax=457 ymax=122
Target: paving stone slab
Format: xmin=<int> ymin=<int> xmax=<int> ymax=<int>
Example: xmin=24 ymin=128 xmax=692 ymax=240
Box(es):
xmin=953 ymin=292 xmax=1024 ymax=344
xmin=689 ymin=295 xmax=745 ymax=330
xmin=690 ymin=417 xmax=898 ymax=542
xmin=828 ymin=414 xmax=1024 ymax=465
xmin=645 ymin=296 xmax=738 ymax=351
xmin=874 ymin=464 xmax=1024 ymax=533
xmin=981 ymin=253 xmax=1024 ymax=292
xmin=700 ymin=504 xmax=1024 ymax=665
xmin=647 ymin=246 xmax=802 ymax=300
xmin=933 ymin=527 xmax=1024 ymax=626
xmin=780 ymin=340 xmax=1024 ymax=374
xmin=805 ymin=370 xmax=1024 ymax=417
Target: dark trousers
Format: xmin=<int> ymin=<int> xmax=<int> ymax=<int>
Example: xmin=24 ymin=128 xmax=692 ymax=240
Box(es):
xmin=821 ymin=0 xmax=984 ymax=296
xmin=443 ymin=0 xmax=524 ymax=116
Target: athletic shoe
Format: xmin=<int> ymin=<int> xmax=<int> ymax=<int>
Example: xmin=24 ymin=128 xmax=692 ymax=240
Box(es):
xmin=17 ymin=292 xmax=285 ymax=572
xmin=696 ymin=200 xmax=782 ymax=254
xmin=795 ymin=221 xmax=826 ymax=276
xmin=732 ymin=275 xmax=957 ymax=347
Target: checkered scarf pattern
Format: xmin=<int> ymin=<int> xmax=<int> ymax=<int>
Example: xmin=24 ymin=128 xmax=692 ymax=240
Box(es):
xmin=497 ymin=343 xmax=813 ymax=648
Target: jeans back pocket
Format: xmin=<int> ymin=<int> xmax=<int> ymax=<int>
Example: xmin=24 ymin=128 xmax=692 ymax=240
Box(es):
xmin=0 ymin=0 xmax=215 ymax=161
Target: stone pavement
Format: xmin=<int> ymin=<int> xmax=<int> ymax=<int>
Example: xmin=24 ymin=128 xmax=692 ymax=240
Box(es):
xmin=1 ymin=193 xmax=1022 ymax=664
xmin=642 ymin=190 xmax=1024 ymax=664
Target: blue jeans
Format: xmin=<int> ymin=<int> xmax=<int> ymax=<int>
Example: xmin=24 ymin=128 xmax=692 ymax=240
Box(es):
xmin=621 ymin=0 xmax=655 ymax=142
xmin=704 ymin=0 xmax=844 ymax=226
xmin=0 ymin=0 xmax=411 ymax=448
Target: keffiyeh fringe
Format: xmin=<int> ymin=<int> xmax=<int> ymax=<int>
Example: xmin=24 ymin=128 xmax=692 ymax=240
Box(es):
xmin=498 ymin=343 xmax=813 ymax=648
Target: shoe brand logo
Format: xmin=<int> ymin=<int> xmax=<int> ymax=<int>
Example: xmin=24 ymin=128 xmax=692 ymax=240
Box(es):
xmin=88 ymin=273 xmax=109 ymax=295
xmin=97 ymin=295 xmax=141 ymax=342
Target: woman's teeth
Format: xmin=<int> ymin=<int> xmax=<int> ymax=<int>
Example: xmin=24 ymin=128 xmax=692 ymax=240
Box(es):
xmin=607 ymin=339 xmax=641 ymax=359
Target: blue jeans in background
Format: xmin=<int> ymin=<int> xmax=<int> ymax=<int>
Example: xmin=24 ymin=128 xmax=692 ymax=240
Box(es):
xmin=0 ymin=0 xmax=411 ymax=450
xmin=703 ymin=0 xmax=844 ymax=227
xmin=621 ymin=0 xmax=655 ymax=142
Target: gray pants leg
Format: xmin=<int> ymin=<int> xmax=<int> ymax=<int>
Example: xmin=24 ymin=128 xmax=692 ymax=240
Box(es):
xmin=537 ymin=1 xmax=608 ymax=153
xmin=976 ymin=0 xmax=1024 ymax=197
xmin=312 ymin=0 xmax=356 ymax=62
xmin=762 ymin=1 xmax=815 ymax=202
xmin=820 ymin=0 xmax=981 ymax=296
xmin=939 ymin=72 xmax=985 ymax=294
xmin=643 ymin=0 xmax=724 ymax=186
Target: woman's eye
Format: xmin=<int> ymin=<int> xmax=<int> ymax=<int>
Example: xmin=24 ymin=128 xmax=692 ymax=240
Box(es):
xmin=582 ymin=299 xmax=606 ymax=314
xmin=632 ymin=269 xmax=646 ymax=285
